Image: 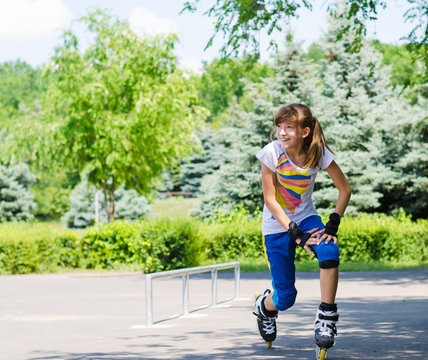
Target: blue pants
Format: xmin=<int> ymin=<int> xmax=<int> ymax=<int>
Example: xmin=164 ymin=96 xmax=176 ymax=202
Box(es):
xmin=262 ymin=215 xmax=340 ymax=311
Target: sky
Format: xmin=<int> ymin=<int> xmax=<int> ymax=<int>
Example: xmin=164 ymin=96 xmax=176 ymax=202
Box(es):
xmin=0 ymin=0 xmax=416 ymax=72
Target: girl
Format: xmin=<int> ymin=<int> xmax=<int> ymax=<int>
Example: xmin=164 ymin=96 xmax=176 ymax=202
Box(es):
xmin=253 ymin=104 xmax=351 ymax=354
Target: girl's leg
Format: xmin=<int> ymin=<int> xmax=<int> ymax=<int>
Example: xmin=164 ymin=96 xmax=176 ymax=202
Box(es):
xmin=254 ymin=232 xmax=297 ymax=343
xmin=299 ymin=215 xmax=340 ymax=350
xmin=263 ymin=291 xmax=277 ymax=311
xmin=320 ymin=267 xmax=339 ymax=304
xmin=263 ymin=232 xmax=297 ymax=312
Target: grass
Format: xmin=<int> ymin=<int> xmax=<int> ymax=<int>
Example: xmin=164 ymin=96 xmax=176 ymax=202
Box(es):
xmin=152 ymin=197 xmax=201 ymax=218
xmin=236 ymin=257 xmax=428 ymax=272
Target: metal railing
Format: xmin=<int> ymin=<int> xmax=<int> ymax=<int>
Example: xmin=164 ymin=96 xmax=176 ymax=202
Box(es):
xmin=145 ymin=261 xmax=240 ymax=326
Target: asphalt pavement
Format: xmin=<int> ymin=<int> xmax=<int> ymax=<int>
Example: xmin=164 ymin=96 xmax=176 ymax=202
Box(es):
xmin=1 ymin=269 xmax=427 ymax=359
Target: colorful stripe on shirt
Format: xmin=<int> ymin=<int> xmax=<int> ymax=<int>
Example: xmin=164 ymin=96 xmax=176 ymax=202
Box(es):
xmin=275 ymin=153 xmax=311 ymax=214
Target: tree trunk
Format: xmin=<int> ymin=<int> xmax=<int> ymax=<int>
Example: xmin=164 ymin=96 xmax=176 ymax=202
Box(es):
xmin=101 ymin=178 xmax=116 ymax=222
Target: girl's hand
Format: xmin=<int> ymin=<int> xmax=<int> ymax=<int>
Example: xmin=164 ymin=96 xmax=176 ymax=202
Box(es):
xmin=315 ymin=229 xmax=338 ymax=245
xmin=296 ymin=227 xmax=319 ymax=255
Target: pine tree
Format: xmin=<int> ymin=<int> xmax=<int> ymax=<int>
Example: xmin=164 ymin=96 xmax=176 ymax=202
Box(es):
xmin=0 ymin=164 xmax=36 ymax=220
xmin=194 ymin=34 xmax=320 ymax=217
xmin=180 ymin=127 xmax=225 ymax=195
xmin=311 ymin=3 xmax=427 ymax=215
xmin=193 ymin=4 xmax=427 ymax=217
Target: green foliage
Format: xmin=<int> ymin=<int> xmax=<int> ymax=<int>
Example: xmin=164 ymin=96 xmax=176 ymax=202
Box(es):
xmin=1 ymin=212 xmax=426 ymax=275
xmin=181 ymin=0 xmax=388 ymax=61
xmin=197 ymin=58 xmax=273 ymax=122
xmin=199 ymin=218 xmax=262 ymax=262
xmin=371 ymin=40 xmax=420 ymax=89
xmin=0 ymin=60 xmax=47 ymax=128
xmin=370 ymin=40 xmax=427 ymax=104
xmin=0 ymin=222 xmax=60 ymax=274
xmin=78 ymin=221 xmax=141 ymax=269
xmin=180 ymin=127 xmax=225 ymax=195
xmin=338 ymin=212 xmax=428 ymax=263
xmin=133 ymin=218 xmax=202 ymax=273
xmin=58 ymin=218 xmax=202 ymax=273
xmin=32 ymin=186 xmax=71 ymax=221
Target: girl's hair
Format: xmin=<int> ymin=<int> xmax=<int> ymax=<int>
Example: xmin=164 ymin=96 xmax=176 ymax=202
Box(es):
xmin=272 ymin=103 xmax=332 ymax=168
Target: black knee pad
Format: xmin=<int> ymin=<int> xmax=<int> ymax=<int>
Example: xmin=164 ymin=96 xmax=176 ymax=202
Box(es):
xmin=319 ymin=259 xmax=339 ymax=269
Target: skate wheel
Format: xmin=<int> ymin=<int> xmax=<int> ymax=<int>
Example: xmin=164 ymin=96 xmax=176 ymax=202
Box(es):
xmin=266 ymin=341 xmax=272 ymax=348
xmin=315 ymin=346 xmax=327 ymax=360
xmin=254 ymin=291 xmax=261 ymax=298
xmin=315 ymin=347 xmax=327 ymax=360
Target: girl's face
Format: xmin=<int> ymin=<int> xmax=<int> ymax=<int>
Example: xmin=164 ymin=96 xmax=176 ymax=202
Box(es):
xmin=276 ymin=121 xmax=304 ymax=151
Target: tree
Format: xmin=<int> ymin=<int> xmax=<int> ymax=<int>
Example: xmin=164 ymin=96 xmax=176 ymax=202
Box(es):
xmin=64 ymin=177 xmax=151 ymax=228
xmin=182 ymin=1 xmax=427 ymax=78
xmin=31 ymin=9 xmax=206 ymax=222
xmin=311 ymin=6 xmax=427 ymax=215
xmin=182 ymin=0 xmax=418 ymax=57
xmin=194 ymin=8 xmax=428 ymax=218
xmin=196 ymin=58 xmax=273 ymax=122
xmin=0 ymin=61 xmax=50 ymax=166
xmin=371 ymin=40 xmax=427 ymax=104
xmin=194 ymin=33 xmax=322 ymax=217
xmin=0 ymin=164 xmax=36 ymax=221
xmin=0 ymin=60 xmax=78 ymax=220
xmin=180 ymin=127 xmax=225 ymax=194
xmin=0 ymin=61 xmax=46 ymax=129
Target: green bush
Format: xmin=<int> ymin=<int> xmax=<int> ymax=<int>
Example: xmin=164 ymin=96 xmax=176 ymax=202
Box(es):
xmin=78 ymin=221 xmax=139 ymax=269
xmin=198 ymin=219 xmax=263 ymax=261
xmin=0 ymin=212 xmax=426 ymax=275
xmin=133 ymin=218 xmax=202 ymax=273
xmin=0 ymin=222 xmax=60 ymax=274
xmin=66 ymin=218 xmax=203 ymax=273
xmin=338 ymin=213 xmax=428 ymax=263
xmin=56 ymin=230 xmax=81 ymax=268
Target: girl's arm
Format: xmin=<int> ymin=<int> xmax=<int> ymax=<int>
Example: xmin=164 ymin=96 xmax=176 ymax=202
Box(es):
xmin=261 ymin=163 xmax=319 ymax=253
xmin=317 ymin=160 xmax=352 ymax=244
xmin=326 ymin=160 xmax=351 ymax=217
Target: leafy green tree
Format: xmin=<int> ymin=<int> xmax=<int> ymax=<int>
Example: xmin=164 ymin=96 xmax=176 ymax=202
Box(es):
xmin=0 ymin=164 xmax=36 ymax=220
xmin=0 ymin=61 xmax=50 ymax=168
xmin=182 ymin=1 xmax=425 ymax=59
xmin=0 ymin=61 xmax=47 ymax=128
xmin=31 ymin=185 xmax=71 ymax=221
xmin=0 ymin=60 xmax=76 ymax=220
xmin=371 ymin=40 xmax=427 ymax=104
xmin=27 ymin=9 xmax=206 ymax=222
xmin=197 ymin=58 xmax=273 ymax=122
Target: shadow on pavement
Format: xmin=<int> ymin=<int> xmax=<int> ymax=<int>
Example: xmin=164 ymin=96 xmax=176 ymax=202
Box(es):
xmin=28 ymin=297 xmax=427 ymax=360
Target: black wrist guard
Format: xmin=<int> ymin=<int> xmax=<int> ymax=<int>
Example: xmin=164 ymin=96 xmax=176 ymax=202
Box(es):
xmin=287 ymin=221 xmax=311 ymax=248
xmin=324 ymin=212 xmax=341 ymax=237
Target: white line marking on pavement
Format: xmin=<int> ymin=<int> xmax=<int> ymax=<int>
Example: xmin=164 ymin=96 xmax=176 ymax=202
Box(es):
xmin=130 ymin=324 xmax=176 ymax=329
xmin=181 ymin=313 xmax=208 ymax=319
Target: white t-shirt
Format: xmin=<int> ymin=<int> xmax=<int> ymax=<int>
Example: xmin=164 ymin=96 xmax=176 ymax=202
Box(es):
xmin=256 ymin=140 xmax=334 ymax=235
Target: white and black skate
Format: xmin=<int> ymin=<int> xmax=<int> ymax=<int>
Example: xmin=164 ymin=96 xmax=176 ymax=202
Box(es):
xmin=314 ymin=304 xmax=339 ymax=359
xmin=253 ymin=289 xmax=278 ymax=348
